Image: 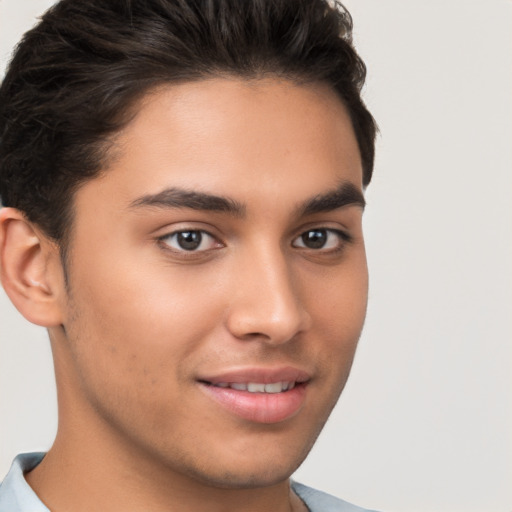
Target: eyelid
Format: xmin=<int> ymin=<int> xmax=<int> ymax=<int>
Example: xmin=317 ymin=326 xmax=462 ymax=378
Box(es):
xmin=291 ymin=227 xmax=352 ymax=250
xmin=157 ymin=228 xmax=224 ymax=253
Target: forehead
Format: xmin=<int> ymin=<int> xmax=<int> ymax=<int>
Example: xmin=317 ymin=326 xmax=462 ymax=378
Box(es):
xmin=78 ymin=78 xmax=363 ymax=215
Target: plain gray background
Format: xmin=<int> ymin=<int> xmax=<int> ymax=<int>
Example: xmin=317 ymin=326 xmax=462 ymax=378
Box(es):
xmin=1 ymin=1 xmax=511 ymax=511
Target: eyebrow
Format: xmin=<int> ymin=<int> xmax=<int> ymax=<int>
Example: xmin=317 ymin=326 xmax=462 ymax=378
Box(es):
xmin=129 ymin=181 xmax=365 ymax=217
xmin=297 ymin=181 xmax=366 ymax=216
xmin=129 ymin=188 xmax=246 ymax=217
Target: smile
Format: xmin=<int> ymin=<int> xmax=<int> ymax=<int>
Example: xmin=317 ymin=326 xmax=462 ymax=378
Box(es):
xmin=211 ymin=381 xmax=296 ymax=393
xmin=197 ymin=367 xmax=310 ymax=423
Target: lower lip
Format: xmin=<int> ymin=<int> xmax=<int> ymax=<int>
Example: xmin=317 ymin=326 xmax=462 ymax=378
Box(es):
xmin=199 ymin=383 xmax=307 ymax=424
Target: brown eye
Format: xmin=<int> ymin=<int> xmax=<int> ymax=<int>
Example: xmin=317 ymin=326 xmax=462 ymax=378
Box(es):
xmin=301 ymin=229 xmax=328 ymax=249
xmin=292 ymin=228 xmax=349 ymax=250
xmin=160 ymin=230 xmax=220 ymax=252
xmin=176 ymin=231 xmax=203 ymax=250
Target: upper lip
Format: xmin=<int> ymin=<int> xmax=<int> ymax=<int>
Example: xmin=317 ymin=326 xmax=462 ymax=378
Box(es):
xmin=198 ymin=366 xmax=311 ymax=385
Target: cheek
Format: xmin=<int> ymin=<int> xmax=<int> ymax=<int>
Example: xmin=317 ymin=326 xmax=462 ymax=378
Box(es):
xmin=307 ymin=250 xmax=368 ymax=329
xmin=305 ymin=254 xmax=368 ymax=374
xmin=72 ymin=240 xmax=222 ymax=340
xmin=64 ymin=244 xmax=227 ymax=400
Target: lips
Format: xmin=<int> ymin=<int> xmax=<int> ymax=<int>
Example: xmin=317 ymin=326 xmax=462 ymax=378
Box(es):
xmin=198 ymin=366 xmax=310 ymax=424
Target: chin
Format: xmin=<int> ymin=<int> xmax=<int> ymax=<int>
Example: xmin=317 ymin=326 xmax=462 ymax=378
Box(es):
xmin=172 ymin=434 xmax=316 ymax=490
xmin=187 ymin=464 xmax=299 ymax=490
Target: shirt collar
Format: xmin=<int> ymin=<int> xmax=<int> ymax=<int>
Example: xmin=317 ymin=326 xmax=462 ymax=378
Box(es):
xmin=0 ymin=452 xmax=49 ymax=512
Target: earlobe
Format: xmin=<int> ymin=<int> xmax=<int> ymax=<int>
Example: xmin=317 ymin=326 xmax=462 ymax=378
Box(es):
xmin=0 ymin=207 xmax=65 ymax=327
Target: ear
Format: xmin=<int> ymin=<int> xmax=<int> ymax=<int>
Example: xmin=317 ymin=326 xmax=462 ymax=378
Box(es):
xmin=0 ymin=207 xmax=65 ymax=327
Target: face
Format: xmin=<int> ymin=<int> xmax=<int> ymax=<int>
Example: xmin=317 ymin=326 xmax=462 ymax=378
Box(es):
xmin=53 ymin=78 xmax=368 ymax=488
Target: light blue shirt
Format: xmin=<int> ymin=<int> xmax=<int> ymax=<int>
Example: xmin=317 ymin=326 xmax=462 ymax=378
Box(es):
xmin=0 ymin=453 xmax=378 ymax=512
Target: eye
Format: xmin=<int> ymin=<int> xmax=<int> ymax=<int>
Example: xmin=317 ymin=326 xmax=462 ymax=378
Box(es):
xmin=292 ymin=228 xmax=349 ymax=250
xmin=159 ymin=230 xmax=221 ymax=252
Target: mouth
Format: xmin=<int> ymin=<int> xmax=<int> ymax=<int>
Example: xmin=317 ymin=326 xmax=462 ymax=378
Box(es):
xmin=202 ymin=381 xmax=299 ymax=393
xmin=197 ymin=367 xmax=310 ymax=423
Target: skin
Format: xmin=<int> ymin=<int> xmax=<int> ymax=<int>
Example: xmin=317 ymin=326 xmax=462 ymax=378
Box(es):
xmin=0 ymin=78 xmax=368 ymax=512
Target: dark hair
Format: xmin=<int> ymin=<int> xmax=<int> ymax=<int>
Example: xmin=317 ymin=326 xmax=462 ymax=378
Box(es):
xmin=0 ymin=0 xmax=377 ymax=245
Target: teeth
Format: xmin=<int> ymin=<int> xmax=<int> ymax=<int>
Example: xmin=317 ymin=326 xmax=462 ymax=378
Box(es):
xmin=248 ymin=383 xmax=266 ymax=393
xmin=264 ymin=382 xmax=283 ymax=393
xmin=213 ymin=381 xmax=296 ymax=393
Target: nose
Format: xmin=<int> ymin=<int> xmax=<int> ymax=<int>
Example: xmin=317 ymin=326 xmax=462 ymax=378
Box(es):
xmin=225 ymin=248 xmax=311 ymax=345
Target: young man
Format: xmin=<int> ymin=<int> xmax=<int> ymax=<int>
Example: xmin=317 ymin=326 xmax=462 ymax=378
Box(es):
xmin=0 ymin=1 xmax=377 ymax=511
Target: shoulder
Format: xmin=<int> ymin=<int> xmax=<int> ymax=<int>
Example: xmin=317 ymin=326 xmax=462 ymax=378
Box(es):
xmin=291 ymin=481 xmax=380 ymax=512
xmin=0 ymin=453 xmax=48 ymax=512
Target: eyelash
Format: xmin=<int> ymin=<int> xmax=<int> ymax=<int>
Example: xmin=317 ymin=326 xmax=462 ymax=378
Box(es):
xmin=157 ymin=230 xmax=222 ymax=254
xmin=157 ymin=227 xmax=352 ymax=256
xmin=291 ymin=228 xmax=352 ymax=252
